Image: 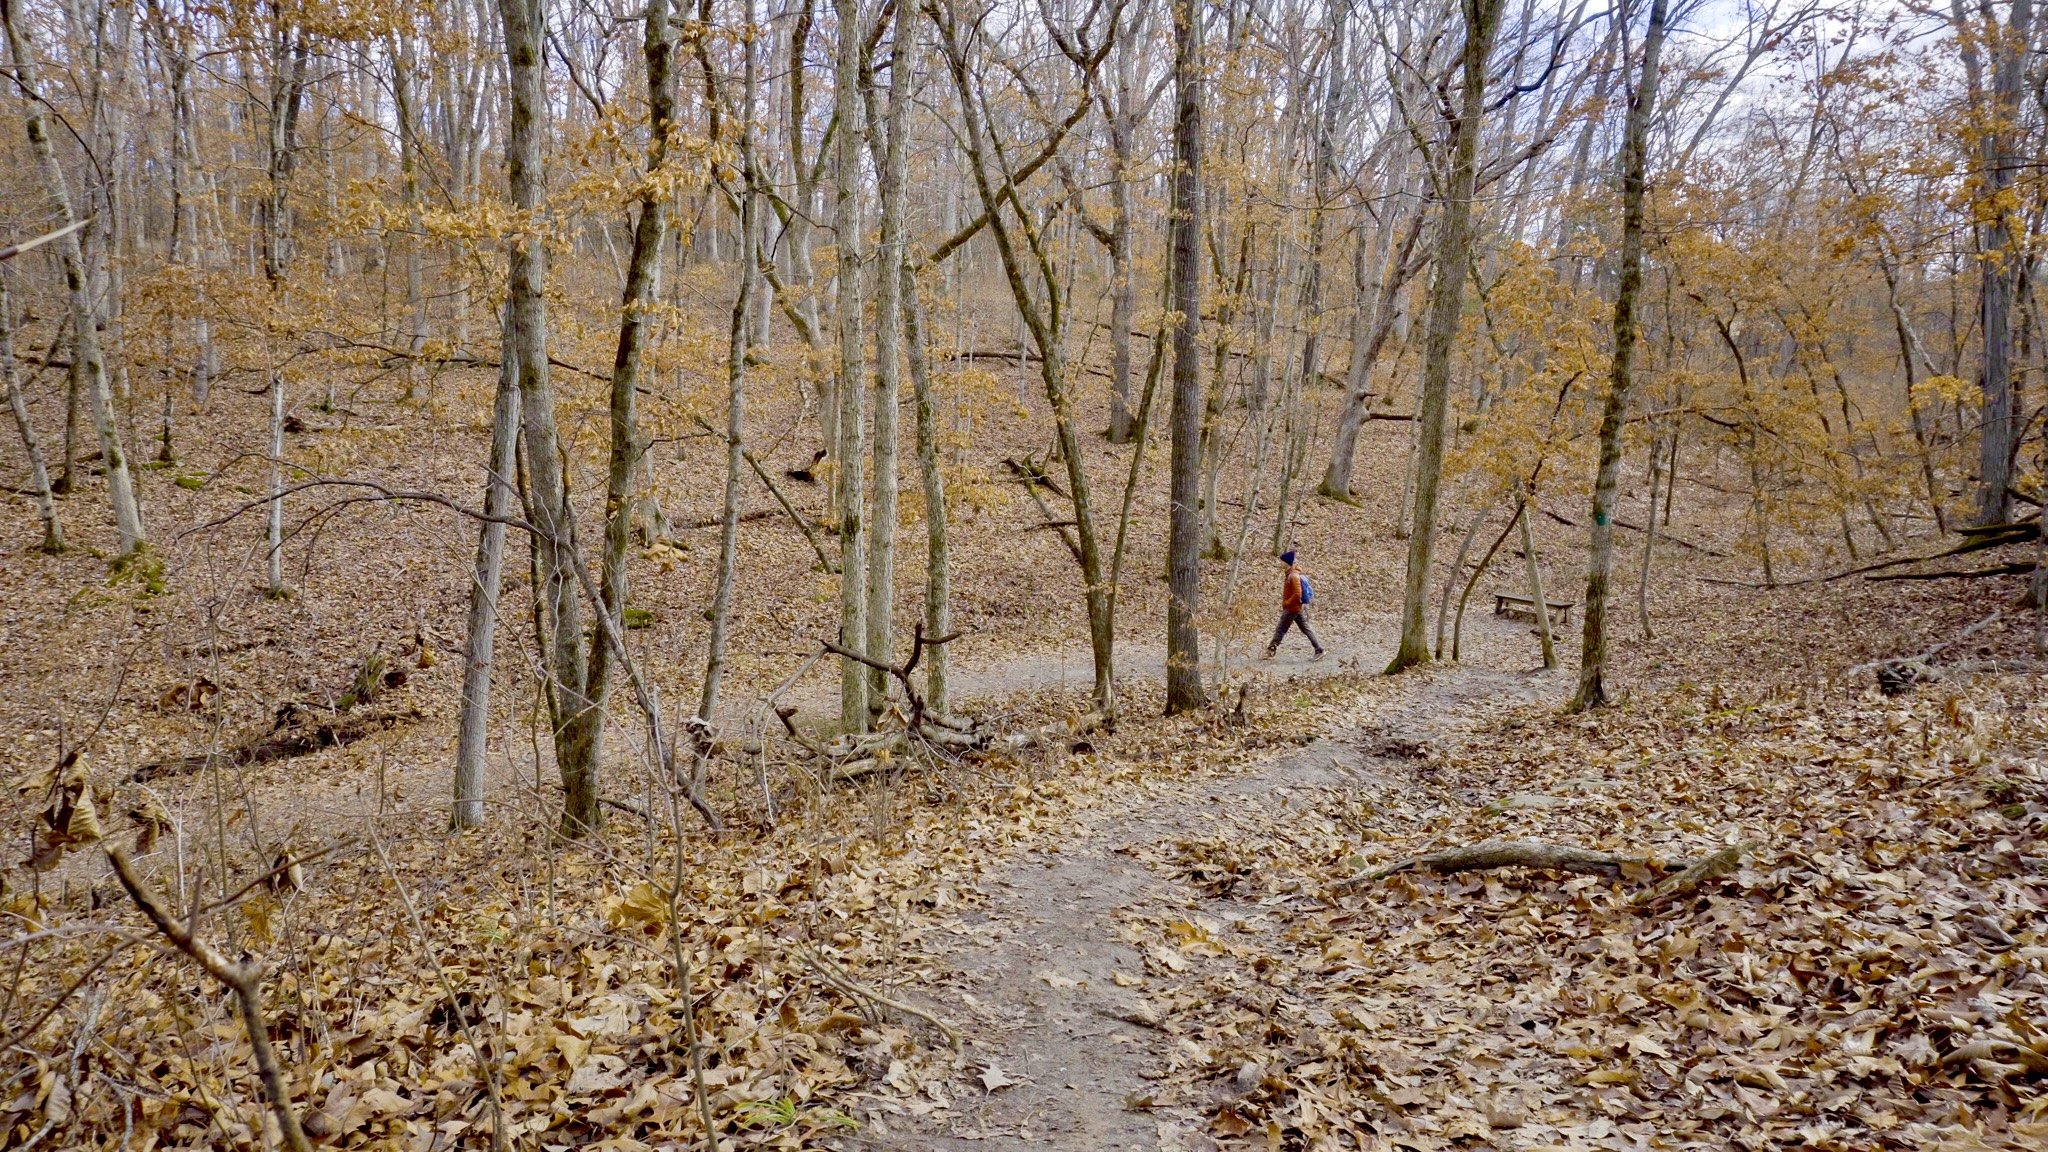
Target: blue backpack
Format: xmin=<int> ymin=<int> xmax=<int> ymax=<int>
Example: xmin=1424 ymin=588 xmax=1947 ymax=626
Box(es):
xmin=1299 ymin=574 xmax=1314 ymax=606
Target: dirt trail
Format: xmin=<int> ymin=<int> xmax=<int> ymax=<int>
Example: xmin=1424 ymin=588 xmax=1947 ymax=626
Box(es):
xmin=783 ymin=608 xmax=1419 ymax=727
xmin=837 ymin=621 xmax=1557 ymax=1150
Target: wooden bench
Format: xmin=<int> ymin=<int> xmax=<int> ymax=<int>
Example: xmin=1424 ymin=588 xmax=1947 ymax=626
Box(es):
xmin=1493 ymin=592 xmax=1575 ymax=625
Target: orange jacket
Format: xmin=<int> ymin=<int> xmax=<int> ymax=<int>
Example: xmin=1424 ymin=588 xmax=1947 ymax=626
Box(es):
xmin=1282 ymin=566 xmax=1304 ymax=612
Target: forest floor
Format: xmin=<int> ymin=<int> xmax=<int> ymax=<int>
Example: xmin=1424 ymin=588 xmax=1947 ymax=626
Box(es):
xmin=4 ymin=335 xmax=2047 ymax=1149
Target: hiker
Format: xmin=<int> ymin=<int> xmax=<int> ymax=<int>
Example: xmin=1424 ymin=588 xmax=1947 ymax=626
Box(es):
xmin=1265 ymin=550 xmax=1326 ymax=661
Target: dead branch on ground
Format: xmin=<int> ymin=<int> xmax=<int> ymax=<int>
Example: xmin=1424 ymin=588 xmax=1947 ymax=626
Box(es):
xmin=1333 ymin=840 xmax=1694 ymax=891
xmin=1632 ymin=842 xmax=1755 ymax=909
xmin=106 ymin=847 xmax=314 ymax=1152
xmin=795 ymin=941 xmax=962 ymax=1050
xmin=1845 ymin=610 xmax=2006 ymax=695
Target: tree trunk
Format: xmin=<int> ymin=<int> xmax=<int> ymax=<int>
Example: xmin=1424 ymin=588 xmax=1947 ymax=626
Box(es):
xmin=780 ymin=0 xmax=831 ymax=459
xmin=833 ymin=0 xmax=869 ymax=733
xmin=1386 ymin=0 xmax=1504 ymax=673
xmin=1164 ymin=0 xmax=1207 ymax=714
xmin=700 ymin=0 xmax=756 ymax=727
xmin=498 ymin=0 xmax=596 ymax=836
xmin=1434 ymin=500 xmax=1486 ymax=658
xmin=864 ymin=0 xmax=914 ymax=722
xmin=586 ymin=0 xmax=677 ymax=757
xmin=392 ymin=33 xmax=429 ymax=398
xmin=931 ymin=1 xmax=1117 ymax=715
xmin=453 ymin=306 xmax=521 ymax=829
xmin=1636 ymin=426 xmax=1661 ymax=641
xmin=1321 ymin=51 xmax=1426 ymax=504
xmin=904 ymin=264 xmax=951 ymax=715
xmin=1293 ymin=3 xmax=1344 ymax=412
xmin=1104 ymin=11 xmax=1139 ymax=444
xmin=1 ymin=277 xmax=61 ymax=552
xmin=1960 ymin=0 xmax=2032 ymax=525
xmin=1519 ymin=490 xmax=1556 ymax=670
xmin=1571 ymin=0 xmax=1666 ymax=712
xmin=261 ymin=22 xmax=307 ymax=599
xmin=3 ymin=1 xmax=144 ymax=558
xmin=266 ymin=369 xmax=285 ymax=595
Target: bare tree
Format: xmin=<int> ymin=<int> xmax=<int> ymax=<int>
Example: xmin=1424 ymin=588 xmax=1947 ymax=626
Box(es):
xmin=497 ymin=0 xmax=602 ymax=835
xmin=1388 ymin=0 xmax=1508 ymax=673
xmin=1 ymin=273 xmax=61 ymax=552
xmin=932 ymin=0 xmax=1124 ymax=719
xmin=1164 ymin=0 xmax=1207 ymax=714
xmin=834 ymin=0 xmax=870 ymax=733
xmin=1573 ymin=0 xmax=1668 ymax=710
xmin=701 ymin=0 xmax=761 ymax=724
xmin=452 ymin=306 xmax=521 ymax=829
xmin=3 ymin=0 xmax=144 ymax=559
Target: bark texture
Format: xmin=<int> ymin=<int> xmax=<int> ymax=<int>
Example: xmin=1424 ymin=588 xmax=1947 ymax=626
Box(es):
xmin=1389 ymin=0 xmax=1506 ymax=672
xmin=1573 ymin=0 xmax=1667 ymax=710
xmin=1164 ymin=0 xmax=1207 ymax=714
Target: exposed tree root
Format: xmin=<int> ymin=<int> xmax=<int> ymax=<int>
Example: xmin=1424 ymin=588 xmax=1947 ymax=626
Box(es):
xmin=1632 ymin=841 xmax=1756 ymax=909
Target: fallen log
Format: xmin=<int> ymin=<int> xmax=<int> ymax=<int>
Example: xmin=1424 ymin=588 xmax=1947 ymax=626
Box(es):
xmin=1868 ymin=560 xmax=2036 ymax=582
xmin=995 ymin=709 xmax=1108 ymax=754
xmin=672 ymin=507 xmax=777 ymax=531
xmin=133 ymin=708 xmax=422 ymax=781
xmin=1333 ymin=840 xmax=1689 ymax=891
xmin=1844 ymin=610 xmax=2002 ymax=682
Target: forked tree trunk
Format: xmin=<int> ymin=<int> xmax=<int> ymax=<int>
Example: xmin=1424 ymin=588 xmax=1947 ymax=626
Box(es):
xmin=4 ymin=1 xmax=144 ymax=558
xmin=933 ymin=1 xmax=1117 ymax=716
xmin=1571 ymin=0 xmax=1666 ymax=711
xmin=1164 ymin=0 xmax=1207 ymax=714
xmin=1388 ymin=0 xmax=1505 ymax=672
xmin=1434 ymin=500 xmax=1487 ymax=658
xmin=452 ymin=306 xmax=521 ymax=829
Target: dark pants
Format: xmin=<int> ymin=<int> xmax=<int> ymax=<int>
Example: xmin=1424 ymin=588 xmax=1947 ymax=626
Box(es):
xmin=1268 ymin=611 xmax=1323 ymax=654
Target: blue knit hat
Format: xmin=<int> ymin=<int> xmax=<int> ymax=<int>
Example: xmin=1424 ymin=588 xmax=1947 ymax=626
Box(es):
xmin=1281 ymin=550 xmax=1297 ymax=565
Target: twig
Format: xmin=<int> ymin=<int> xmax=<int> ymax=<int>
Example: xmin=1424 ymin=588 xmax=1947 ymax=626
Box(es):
xmin=106 ymin=847 xmax=313 ymax=1152
xmin=797 ymin=942 xmax=962 ymax=1050
xmin=365 ymin=833 xmax=509 ymax=1152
